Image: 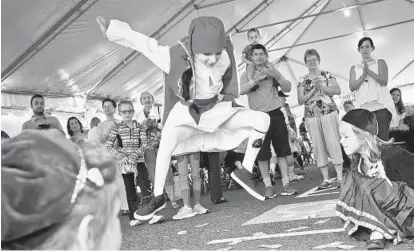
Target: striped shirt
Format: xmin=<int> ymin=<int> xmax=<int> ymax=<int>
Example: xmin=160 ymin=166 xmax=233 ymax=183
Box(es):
xmin=106 ymin=120 xmax=148 ymax=172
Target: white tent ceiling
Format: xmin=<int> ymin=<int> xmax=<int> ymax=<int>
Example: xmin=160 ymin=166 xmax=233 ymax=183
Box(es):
xmin=1 ymin=0 xmax=414 ymax=112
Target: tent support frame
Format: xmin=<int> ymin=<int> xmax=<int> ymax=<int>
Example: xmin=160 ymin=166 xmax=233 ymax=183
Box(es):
xmin=284 ymin=0 xmax=332 ymax=56
xmin=238 ymin=0 xmax=387 ymax=33
xmin=1 ymin=0 xmax=99 ymax=82
xmin=287 ymin=57 xmax=349 ymax=82
xmin=392 ymin=59 xmax=414 ymax=80
xmin=239 ymin=0 xmax=325 ymax=70
xmin=355 ymin=0 xmax=367 ymax=34
xmin=265 ymin=0 xmax=327 ymax=50
xmin=194 ymin=0 xmax=237 ymax=9
xmin=268 ymin=18 xmax=414 ymax=52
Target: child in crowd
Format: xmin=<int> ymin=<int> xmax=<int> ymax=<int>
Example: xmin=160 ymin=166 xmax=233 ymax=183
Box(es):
xmin=242 ymin=28 xmax=276 ymax=82
xmin=173 ymin=153 xmax=209 ymax=220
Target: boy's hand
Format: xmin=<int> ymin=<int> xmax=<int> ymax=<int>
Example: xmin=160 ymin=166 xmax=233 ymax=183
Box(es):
xmin=96 ymin=16 xmax=109 ymax=39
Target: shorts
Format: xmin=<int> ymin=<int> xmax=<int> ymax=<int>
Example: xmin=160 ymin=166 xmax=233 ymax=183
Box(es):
xmin=257 ymin=108 xmax=291 ymax=161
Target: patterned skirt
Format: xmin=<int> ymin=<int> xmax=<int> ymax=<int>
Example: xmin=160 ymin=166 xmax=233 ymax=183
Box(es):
xmin=336 ymin=170 xmax=414 ymax=243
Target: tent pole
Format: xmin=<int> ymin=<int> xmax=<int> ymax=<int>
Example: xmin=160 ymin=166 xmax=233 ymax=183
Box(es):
xmin=238 ymin=0 xmax=387 ymax=33
xmin=227 ymin=0 xmax=275 ymax=36
xmin=1 ymin=106 xmax=84 ymax=116
xmin=194 ymin=0 xmax=237 ymax=9
xmin=1 ymin=0 xmax=99 ymax=82
xmin=238 ymin=0 xmax=325 ymax=70
xmin=284 ymin=0 xmax=332 ymax=55
xmin=1 ymin=90 xmax=75 ymax=98
xmin=265 ymin=0 xmax=326 ymax=49
xmin=355 ymin=0 xmax=367 ymax=33
xmin=403 ymin=0 xmax=414 ymax=4
xmin=286 ymin=57 xmax=349 ymax=82
xmin=87 ymin=0 xmax=202 ymax=96
xmin=392 ymin=59 xmax=414 ymax=80
xmin=285 ymin=60 xmax=298 ymax=86
xmin=268 ymin=18 xmax=414 ymax=52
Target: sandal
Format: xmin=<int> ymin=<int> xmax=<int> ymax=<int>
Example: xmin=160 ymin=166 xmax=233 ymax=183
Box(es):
xmin=366 ymin=239 xmax=385 ymax=250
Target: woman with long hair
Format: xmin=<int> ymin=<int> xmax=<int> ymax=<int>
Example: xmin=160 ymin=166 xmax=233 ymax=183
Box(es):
xmin=389 ymin=87 xmax=414 ymax=153
xmin=67 ymin=117 xmax=87 ymax=143
xmin=1 ymin=130 xmax=122 ymax=249
xmin=97 ymin=15 xmax=271 ymax=220
xmin=337 ymin=109 xmax=414 ymax=249
xmin=349 ymin=37 xmax=395 ymax=141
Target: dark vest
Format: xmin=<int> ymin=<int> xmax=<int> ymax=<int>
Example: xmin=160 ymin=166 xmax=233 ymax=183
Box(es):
xmin=162 ymin=36 xmax=239 ymax=124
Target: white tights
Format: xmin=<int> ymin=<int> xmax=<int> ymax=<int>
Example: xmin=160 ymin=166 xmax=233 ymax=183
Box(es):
xmin=153 ymin=109 xmax=270 ymax=196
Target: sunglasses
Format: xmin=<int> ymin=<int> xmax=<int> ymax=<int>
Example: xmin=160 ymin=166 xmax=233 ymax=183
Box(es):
xmin=120 ymin=110 xmax=134 ymax=115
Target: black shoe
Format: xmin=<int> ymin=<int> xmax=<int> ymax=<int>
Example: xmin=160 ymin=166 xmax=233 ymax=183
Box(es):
xmin=252 ymin=139 xmax=263 ymax=148
xmin=211 ymin=197 xmax=228 ymax=205
xmin=230 ymin=168 xmax=265 ymax=201
xmin=366 ymin=239 xmax=385 ymax=250
xmin=119 ymin=210 xmax=130 ymax=216
xmin=134 ymin=195 xmax=166 ymax=221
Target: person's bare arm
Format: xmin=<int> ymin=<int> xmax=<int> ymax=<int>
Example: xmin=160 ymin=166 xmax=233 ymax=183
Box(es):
xmin=349 ymin=65 xmax=366 ymax=92
xmin=242 ymin=53 xmax=254 ymax=65
xmin=297 ymin=84 xmax=316 ymax=105
xmin=367 ymin=59 xmax=388 ymax=86
xmin=240 ymin=72 xmax=268 ymax=95
xmin=315 ymin=77 xmax=341 ymax=95
xmin=261 ymin=65 xmax=291 ymax=92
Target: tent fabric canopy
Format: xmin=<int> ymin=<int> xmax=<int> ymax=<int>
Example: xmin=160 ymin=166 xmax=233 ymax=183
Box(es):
xmin=2 ymin=0 xmax=414 ymax=112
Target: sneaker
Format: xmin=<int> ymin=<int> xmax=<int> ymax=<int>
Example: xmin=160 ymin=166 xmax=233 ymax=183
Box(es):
xmin=264 ymin=186 xmax=277 ymax=199
xmin=129 ymin=219 xmax=141 ymax=227
xmin=141 ymin=195 xmax=151 ymax=205
xmin=149 ymin=214 xmax=165 ymax=225
xmin=331 ymin=180 xmax=342 ymax=189
xmin=173 ymin=206 xmax=196 ymax=220
xmin=281 ymin=184 xmax=299 ymax=196
xmin=289 ymin=174 xmax=304 ymax=182
xmin=171 ymin=201 xmax=180 ymax=209
xmin=193 ymin=203 xmax=209 ymax=215
xmin=318 ymin=181 xmax=333 ymax=190
xmin=134 ymin=195 xmax=166 ymax=221
xmin=230 ymin=168 xmax=265 ymax=201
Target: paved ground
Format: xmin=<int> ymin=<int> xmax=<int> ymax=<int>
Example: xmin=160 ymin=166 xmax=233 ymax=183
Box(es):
xmin=120 ymin=164 xmax=414 ymax=250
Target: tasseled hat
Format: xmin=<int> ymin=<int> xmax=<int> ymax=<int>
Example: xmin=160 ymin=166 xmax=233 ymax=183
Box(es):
xmin=1 ymin=129 xmax=118 ymax=249
xmin=188 ymin=16 xmax=225 ymax=54
xmin=342 ymin=108 xmax=379 ymax=136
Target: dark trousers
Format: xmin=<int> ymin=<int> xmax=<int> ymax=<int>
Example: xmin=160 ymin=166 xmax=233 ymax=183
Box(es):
xmin=136 ymin=162 xmax=151 ymax=197
xmin=342 ymin=145 xmax=351 ymax=173
xmin=204 ymin=152 xmax=223 ymax=201
xmin=293 ymin=152 xmax=304 ymax=168
xmin=389 ymin=130 xmax=414 ymax=154
xmin=122 ymin=173 xmax=139 ymax=220
xmin=374 ymin=109 xmax=392 ymax=141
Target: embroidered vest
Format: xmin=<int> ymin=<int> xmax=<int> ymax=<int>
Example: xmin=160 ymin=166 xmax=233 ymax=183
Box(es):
xmin=162 ymin=36 xmax=239 ymax=124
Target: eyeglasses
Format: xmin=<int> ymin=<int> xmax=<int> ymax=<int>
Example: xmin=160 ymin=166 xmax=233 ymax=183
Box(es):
xmin=120 ymin=110 xmax=134 ymax=115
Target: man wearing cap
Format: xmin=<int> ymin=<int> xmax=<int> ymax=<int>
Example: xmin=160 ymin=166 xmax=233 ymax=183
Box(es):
xmin=22 ymin=94 xmax=64 ymax=134
xmin=240 ymin=44 xmax=298 ymax=196
xmin=97 ymin=16 xmax=271 ymax=220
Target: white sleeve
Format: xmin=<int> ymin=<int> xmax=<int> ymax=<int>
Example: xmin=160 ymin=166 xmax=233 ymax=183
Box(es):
xmin=106 ymin=19 xmax=171 ymax=74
